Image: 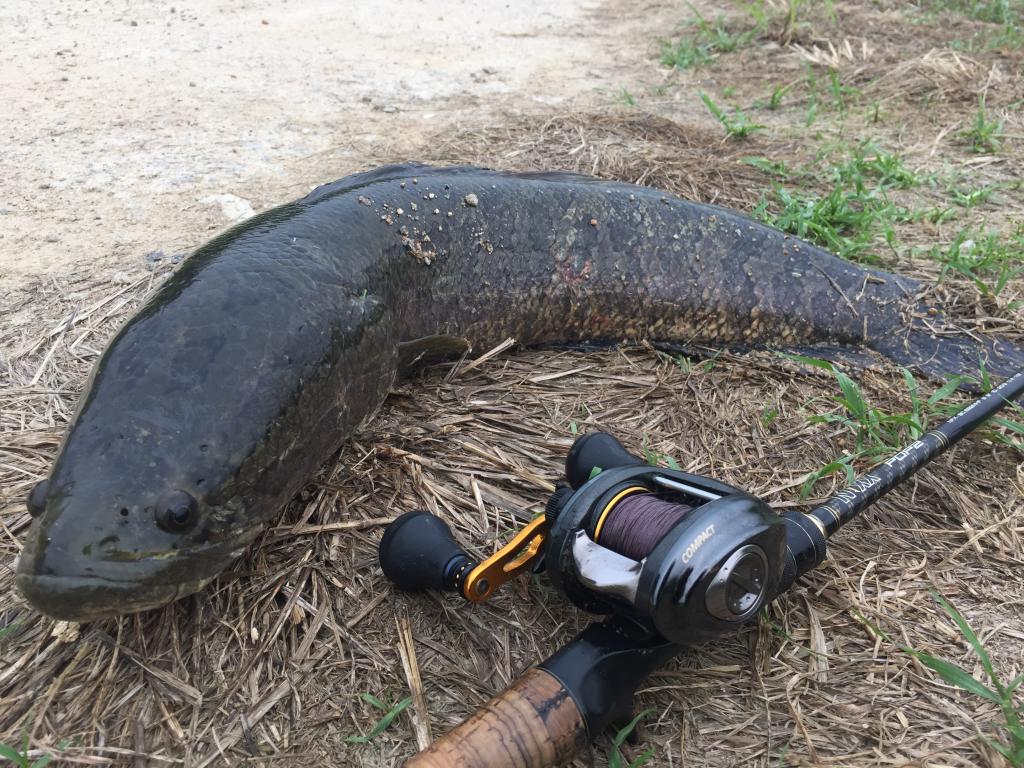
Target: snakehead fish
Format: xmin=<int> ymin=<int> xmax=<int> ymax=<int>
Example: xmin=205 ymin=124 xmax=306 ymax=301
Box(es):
xmin=17 ymin=163 xmax=1023 ymax=622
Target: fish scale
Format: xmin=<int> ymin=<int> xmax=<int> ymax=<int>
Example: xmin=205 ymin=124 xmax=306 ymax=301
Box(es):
xmin=16 ymin=163 xmax=1024 ymax=621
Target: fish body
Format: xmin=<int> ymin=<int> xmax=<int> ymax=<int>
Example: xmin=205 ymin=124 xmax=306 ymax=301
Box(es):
xmin=17 ymin=164 xmax=1023 ymax=621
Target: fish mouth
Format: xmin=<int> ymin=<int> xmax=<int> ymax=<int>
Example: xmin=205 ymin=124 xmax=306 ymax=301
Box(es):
xmin=16 ymin=571 xmax=213 ymax=623
xmin=15 ymin=520 xmax=256 ymax=623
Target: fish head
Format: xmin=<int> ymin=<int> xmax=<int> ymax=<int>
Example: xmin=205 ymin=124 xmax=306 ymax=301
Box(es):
xmin=15 ymin=391 xmax=260 ymax=623
xmin=14 ymin=191 xmax=392 ymax=623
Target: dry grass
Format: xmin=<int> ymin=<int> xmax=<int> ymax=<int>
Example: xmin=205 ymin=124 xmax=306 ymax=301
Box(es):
xmin=2 ymin=1 xmax=1024 ymax=766
xmin=424 ymin=113 xmax=775 ymax=210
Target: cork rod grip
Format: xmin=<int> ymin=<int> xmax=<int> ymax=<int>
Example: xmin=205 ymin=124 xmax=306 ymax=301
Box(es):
xmin=405 ymin=668 xmax=587 ymax=768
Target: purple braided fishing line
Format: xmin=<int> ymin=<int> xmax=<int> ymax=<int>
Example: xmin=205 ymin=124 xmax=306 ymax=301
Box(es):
xmin=598 ymin=494 xmax=694 ymax=560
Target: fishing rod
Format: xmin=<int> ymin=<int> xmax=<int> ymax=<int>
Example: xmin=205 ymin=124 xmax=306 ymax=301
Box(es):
xmin=379 ymin=369 xmax=1024 ymax=768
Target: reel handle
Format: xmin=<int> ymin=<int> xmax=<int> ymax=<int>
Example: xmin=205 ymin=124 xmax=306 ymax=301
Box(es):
xmin=379 ymin=511 xmax=474 ymax=593
xmin=379 ymin=511 xmax=550 ymax=602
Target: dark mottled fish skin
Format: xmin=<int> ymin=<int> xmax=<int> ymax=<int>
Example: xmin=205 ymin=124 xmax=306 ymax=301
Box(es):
xmin=17 ymin=163 xmax=1023 ymax=621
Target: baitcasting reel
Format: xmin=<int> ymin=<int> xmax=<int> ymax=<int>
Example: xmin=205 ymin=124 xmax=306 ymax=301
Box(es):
xmin=385 ymin=370 xmax=1024 ymax=768
xmin=379 ymin=432 xmax=823 ymax=645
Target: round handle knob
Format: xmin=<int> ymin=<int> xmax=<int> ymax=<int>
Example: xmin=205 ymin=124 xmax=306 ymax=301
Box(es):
xmin=379 ymin=511 xmax=474 ymax=593
xmin=565 ymin=432 xmax=643 ymax=489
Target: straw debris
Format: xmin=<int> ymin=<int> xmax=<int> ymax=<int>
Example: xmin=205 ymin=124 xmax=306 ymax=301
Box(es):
xmin=2 ymin=0 xmax=1023 ymax=764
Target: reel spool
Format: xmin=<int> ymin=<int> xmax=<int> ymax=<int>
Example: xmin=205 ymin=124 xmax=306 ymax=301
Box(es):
xmin=379 ymin=432 xmax=788 ymax=645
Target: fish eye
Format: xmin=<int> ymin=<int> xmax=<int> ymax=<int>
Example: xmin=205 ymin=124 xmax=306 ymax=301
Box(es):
xmin=27 ymin=479 xmax=49 ymax=518
xmin=155 ymin=491 xmax=198 ymax=533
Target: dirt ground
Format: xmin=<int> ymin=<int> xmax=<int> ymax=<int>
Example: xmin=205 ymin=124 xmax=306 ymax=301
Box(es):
xmin=0 ymin=0 xmax=671 ymax=296
xmin=1 ymin=0 xmax=1023 ymax=766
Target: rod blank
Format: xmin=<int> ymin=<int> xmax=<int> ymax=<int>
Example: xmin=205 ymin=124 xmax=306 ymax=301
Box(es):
xmin=810 ymin=369 xmax=1024 ymax=537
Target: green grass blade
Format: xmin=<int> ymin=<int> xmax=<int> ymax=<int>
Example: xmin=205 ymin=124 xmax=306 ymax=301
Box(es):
xmin=360 ymin=692 xmax=388 ymax=711
xmin=799 ymin=457 xmax=857 ymax=499
xmin=1008 ymin=671 xmax=1024 ymax=693
xmin=834 ymin=368 xmax=868 ymax=421
xmin=927 ymin=377 xmax=963 ymax=405
xmin=0 ymin=743 xmax=27 ymax=767
xmin=699 ymin=92 xmax=723 ymax=121
xmin=983 ymin=735 xmax=1013 ymax=760
xmin=933 ymin=593 xmax=1000 ymax=688
xmin=781 ymin=352 xmax=835 ymax=371
xmin=346 ymin=696 xmax=413 ymax=744
xmin=904 ymin=648 xmax=1001 ymax=703
xmin=629 ymin=747 xmax=656 ymax=767
xmin=992 ymin=416 xmax=1024 ymax=436
xmin=608 ymin=709 xmax=653 ymax=768
xmin=0 ymin=621 xmax=23 ymax=642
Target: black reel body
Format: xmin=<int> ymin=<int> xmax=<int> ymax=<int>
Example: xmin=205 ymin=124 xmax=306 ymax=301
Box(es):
xmin=377 ymin=373 xmax=1024 ymax=756
xmin=546 ymin=462 xmax=785 ymax=645
xmin=379 ymin=431 xmax=789 ymax=647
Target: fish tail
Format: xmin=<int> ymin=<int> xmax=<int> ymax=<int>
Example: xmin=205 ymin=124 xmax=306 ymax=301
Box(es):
xmin=871 ymin=326 xmax=1024 ymax=389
